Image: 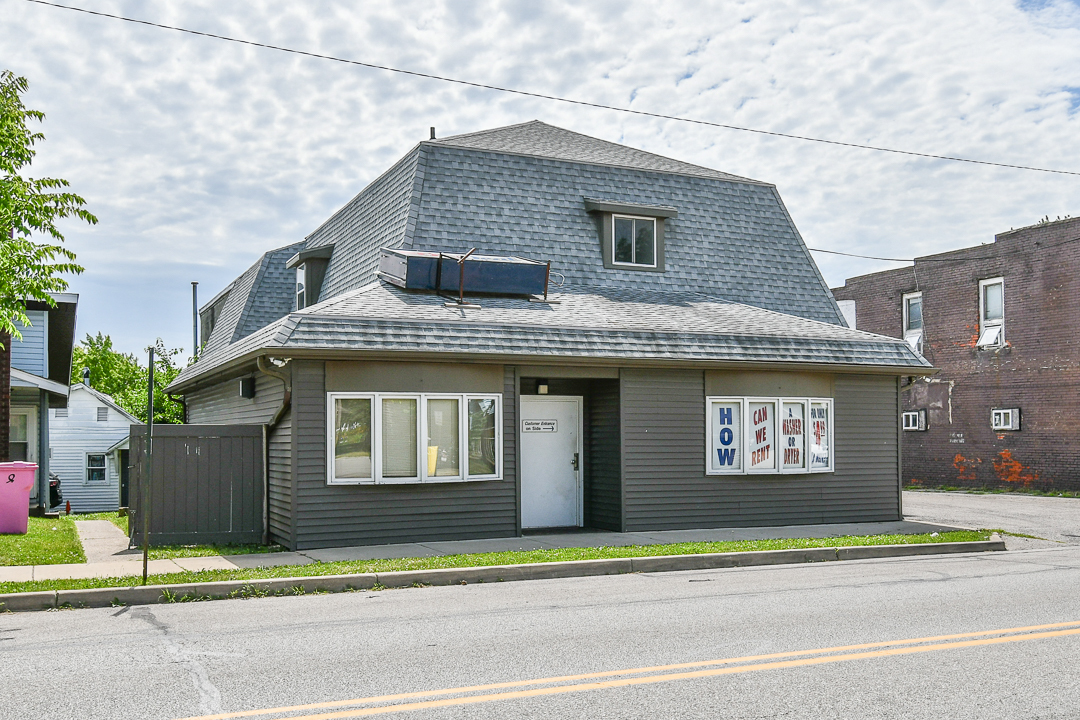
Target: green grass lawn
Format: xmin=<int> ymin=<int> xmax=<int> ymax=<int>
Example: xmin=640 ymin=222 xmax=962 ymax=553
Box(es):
xmin=0 ymin=517 xmax=85 ymax=566
xmin=72 ymin=512 xmax=283 ymax=559
xmin=0 ymin=529 xmax=991 ymax=595
xmin=2 ymin=513 xmax=283 ymax=566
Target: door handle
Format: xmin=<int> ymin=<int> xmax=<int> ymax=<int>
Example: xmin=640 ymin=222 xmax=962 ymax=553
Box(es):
xmin=571 ymin=452 xmax=579 ymax=471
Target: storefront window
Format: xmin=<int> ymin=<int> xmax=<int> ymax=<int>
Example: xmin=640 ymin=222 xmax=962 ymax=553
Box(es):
xmin=334 ymin=397 xmax=372 ymax=479
xmin=426 ymin=398 xmax=460 ymax=478
xmin=709 ymin=401 xmax=742 ymax=473
xmin=328 ymin=393 xmax=501 ymax=484
xmin=781 ymin=401 xmax=806 ymax=471
xmin=468 ymin=398 xmax=498 ymax=477
xmin=809 ymin=401 xmax=832 ymax=471
xmin=747 ymin=400 xmax=777 ymax=472
xmin=381 ymin=398 xmax=418 ymax=479
xmin=707 ymin=397 xmax=833 ymax=475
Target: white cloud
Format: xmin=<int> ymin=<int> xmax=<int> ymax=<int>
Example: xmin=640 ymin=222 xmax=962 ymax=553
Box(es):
xmin=3 ymin=0 xmax=1079 ymax=355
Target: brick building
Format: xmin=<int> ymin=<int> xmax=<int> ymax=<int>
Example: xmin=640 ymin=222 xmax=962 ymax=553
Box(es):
xmin=831 ymin=216 xmax=1080 ymax=491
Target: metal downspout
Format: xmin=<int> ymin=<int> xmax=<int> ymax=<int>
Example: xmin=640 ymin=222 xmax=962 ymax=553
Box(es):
xmin=256 ymin=356 xmax=291 ymax=545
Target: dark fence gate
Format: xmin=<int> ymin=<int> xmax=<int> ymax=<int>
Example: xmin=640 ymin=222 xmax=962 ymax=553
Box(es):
xmin=129 ymin=424 xmax=265 ymax=546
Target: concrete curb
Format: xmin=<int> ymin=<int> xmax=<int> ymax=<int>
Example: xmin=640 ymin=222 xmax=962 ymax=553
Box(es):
xmin=0 ymin=539 xmax=1005 ymax=613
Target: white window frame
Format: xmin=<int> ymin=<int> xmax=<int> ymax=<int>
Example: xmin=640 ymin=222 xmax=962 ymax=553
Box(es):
xmin=85 ymin=452 xmax=107 ymax=484
xmin=706 ymin=397 xmax=744 ymax=475
xmin=902 ymin=291 xmax=923 ymax=352
xmin=991 ymin=408 xmax=1020 ymax=431
xmin=296 ymin=263 xmax=307 ymax=311
xmin=327 ymin=392 xmax=502 ymax=485
xmin=706 ymin=397 xmax=834 ymax=476
xmin=902 ymin=409 xmax=927 ymax=431
xmin=978 ymin=277 xmax=1004 ymax=348
xmin=780 ymin=399 xmax=808 ymax=473
xmin=611 ymin=214 xmax=658 ymax=269
xmin=745 ymin=397 xmax=779 ymax=474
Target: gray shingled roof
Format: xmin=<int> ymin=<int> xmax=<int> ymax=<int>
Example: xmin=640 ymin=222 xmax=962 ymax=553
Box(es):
xmin=434 ymin=121 xmax=758 ymax=183
xmin=296 ymin=120 xmax=843 ymax=326
xmin=200 ymin=241 xmax=304 ymax=355
xmin=170 ymin=281 xmax=931 ymax=391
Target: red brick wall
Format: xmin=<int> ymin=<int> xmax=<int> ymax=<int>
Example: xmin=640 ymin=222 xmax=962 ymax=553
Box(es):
xmin=832 ymin=217 xmax=1080 ymax=491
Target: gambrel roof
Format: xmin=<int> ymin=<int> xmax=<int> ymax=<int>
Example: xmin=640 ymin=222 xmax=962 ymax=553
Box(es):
xmin=179 ymin=120 xmax=922 ymax=391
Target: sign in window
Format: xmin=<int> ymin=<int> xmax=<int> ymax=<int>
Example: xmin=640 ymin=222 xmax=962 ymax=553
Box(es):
xmin=707 ymin=397 xmax=834 ymax=475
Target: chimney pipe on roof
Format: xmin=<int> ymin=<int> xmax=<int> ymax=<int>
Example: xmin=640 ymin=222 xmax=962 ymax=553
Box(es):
xmin=82 ymin=367 xmax=90 ymax=387
xmin=430 ymin=127 xmax=436 ymax=140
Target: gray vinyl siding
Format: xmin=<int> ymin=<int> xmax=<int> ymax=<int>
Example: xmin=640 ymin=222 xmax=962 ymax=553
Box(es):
xmin=185 ymin=373 xmax=285 ymax=424
xmin=290 ymin=360 xmax=517 ymax=550
xmin=620 ymin=368 xmax=900 ymax=530
xmin=11 ymin=310 xmax=47 ymax=376
xmin=586 ymin=379 xmax=621 ymax=531
xmin=267 ymin=407 xmax=292 ymax=546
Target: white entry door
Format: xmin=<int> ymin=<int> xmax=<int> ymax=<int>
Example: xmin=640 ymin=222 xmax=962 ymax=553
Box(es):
xmin=520 ymin=396 xmax=582 ymax=529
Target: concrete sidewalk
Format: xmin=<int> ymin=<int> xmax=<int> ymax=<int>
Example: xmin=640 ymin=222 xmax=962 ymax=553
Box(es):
xmin=0 ymin=519 xmax=965 ymax=584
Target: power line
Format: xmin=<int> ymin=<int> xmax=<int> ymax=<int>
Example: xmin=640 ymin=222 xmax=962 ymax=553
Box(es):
xmin=808 ymin=232 xmax=1080 ymax=263
xmin=23 ymin=0 xmax=1080 ymax=178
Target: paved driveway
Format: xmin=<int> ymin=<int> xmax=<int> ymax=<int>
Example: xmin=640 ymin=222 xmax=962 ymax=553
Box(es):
xmin=904 ymin=490 xmax=1080 ymax=549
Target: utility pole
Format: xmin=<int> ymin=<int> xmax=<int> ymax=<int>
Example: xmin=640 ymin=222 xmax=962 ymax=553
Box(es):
xmin=191 ymin=282 xmax=199 ymax=359
xmin=142 ymin=345 xmax=154 ymax=585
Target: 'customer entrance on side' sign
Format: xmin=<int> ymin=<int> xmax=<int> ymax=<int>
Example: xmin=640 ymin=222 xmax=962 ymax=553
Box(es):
xmin=522 ymin=419 xmax=558 ymax=433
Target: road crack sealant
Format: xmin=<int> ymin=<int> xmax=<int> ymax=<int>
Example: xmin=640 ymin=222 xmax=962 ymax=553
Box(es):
xmin=132 ymin=607 xmax=224 ymax=715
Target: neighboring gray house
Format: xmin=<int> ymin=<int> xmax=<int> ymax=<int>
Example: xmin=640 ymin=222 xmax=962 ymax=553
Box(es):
xmin=7 ymin=293 xmax=78 ymax=511
xmin=168 ymin=121 xmax=932 ymax=551
xmin=48 ymin=383 xmax=140 ymax=512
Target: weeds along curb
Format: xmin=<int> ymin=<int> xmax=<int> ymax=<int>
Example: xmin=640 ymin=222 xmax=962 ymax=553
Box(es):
xmin=0 ymin=538 xmax=1005 ymax=613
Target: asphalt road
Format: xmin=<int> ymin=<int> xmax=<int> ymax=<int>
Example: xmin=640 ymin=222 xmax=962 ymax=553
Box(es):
xmin=903 ymin=490 xmax=1080 ymax=549
xmin=4 ymin=541 xmax=1080 ymax=719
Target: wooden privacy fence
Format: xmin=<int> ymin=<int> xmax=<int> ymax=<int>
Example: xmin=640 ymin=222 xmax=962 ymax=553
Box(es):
xmin=129 ymin=424 xmax=265 ymax=546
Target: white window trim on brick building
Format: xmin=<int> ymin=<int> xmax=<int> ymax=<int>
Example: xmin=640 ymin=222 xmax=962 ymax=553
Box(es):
xmin=902 ymin=409 xmax=927 ymax=431
xmin=977 ymin=277 xmax=1005 ymax=348
xmin=902 ymin=291 xmax=923 ymax=352
xmin=991 ymin=408 xmax=1020 ymax=431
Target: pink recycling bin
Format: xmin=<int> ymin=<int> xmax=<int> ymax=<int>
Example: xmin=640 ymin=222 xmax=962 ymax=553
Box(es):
xmin=0 ymin=462 xmax=38 ymax=534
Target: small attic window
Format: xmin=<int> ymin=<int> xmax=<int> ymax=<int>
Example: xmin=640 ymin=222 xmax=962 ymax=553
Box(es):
xmin=613 ymin=216 xmax=656 ymax=267
xmin=584 ymin=198 xmax=676 ymax=273
xmin=296 ymin=264 xmax=306 ymax=311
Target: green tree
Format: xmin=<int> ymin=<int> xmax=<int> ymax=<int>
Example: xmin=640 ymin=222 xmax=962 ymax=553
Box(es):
xmin=2 ymin=70 xmax=97 ymax=460
xmin=72 ymin=334 xmax=184 ymax=424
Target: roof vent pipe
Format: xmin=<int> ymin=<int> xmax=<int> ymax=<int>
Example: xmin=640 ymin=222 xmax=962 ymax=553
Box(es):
xmin=82 ymin=367 xmax=90 ymax=387
xmin=430 ymin=127 xmax=436 ymax=140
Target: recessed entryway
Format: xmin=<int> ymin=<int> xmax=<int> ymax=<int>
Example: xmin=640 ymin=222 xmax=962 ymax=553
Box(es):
xmin=520 ymin=395 xmax=583 ymax=529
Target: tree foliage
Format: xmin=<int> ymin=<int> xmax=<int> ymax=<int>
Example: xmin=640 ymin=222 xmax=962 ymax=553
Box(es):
xmin=1 ymin=69 xmax=96 ymax=342
xmin=72 ymin=334 xmax=185 ymax=424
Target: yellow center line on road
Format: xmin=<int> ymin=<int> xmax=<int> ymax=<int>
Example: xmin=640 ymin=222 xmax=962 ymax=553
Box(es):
xmin=176 ymin=620 xmax=1080 ymax=720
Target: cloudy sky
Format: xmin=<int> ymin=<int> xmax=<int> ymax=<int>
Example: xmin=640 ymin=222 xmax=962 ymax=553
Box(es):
xmin=5 ymin=0 xmax=1080 ymax=357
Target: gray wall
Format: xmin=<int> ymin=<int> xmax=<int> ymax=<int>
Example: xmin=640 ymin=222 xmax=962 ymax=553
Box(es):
xmin=268 ymin=408 xmax=293 ymax=547
xmin=586 ymin=379 xmax=621 ymax=531
xmin=291 ymin=360 xmax=517 ymax=550
xmin=186 ymin=372 xmax=285 ymax=424
xmin=620 ymin=368 xmax=900 ymax=531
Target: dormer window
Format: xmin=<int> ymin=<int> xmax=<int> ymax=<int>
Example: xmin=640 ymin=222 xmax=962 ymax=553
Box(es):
xmin=296 ymin=264 xmax=307 ymax=311
xmin=613 ymin=216 xmax=656 ymax=267
xmin=584 ymin=198 xmax=676 ymax=273
xmin=287 ymin=244 xmax=334 ymax=311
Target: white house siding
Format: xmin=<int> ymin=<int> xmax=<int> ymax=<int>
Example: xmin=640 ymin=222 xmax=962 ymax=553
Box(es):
xmin=11 ymin=310 xmax=47 ymax=376
xmin=49 ymin=386 xmax=136 ymax=512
